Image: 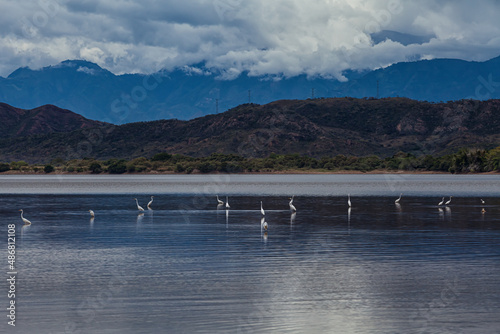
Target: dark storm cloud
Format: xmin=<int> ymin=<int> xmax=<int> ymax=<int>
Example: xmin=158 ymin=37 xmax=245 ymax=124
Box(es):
xmin=1 ymin=0 xmax=500 ymax=79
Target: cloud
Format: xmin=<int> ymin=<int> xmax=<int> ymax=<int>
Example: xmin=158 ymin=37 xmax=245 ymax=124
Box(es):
xmin=0 ymin=0 xmax=500 ymax=78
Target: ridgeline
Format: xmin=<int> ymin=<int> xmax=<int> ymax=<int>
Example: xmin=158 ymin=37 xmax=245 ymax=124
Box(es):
xmin=1 ymin=98 xmax=500 ymax=172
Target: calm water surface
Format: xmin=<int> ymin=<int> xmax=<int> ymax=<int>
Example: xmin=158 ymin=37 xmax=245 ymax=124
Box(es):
xmin=1 ymin=175 xmax=499 ymax=333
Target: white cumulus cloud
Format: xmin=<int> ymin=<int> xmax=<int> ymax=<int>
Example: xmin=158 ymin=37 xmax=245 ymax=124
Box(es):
xmin=0 ymin=0 xmax=499 ymax=79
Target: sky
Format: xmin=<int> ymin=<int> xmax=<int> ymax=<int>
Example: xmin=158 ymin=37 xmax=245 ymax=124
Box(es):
xmin=1 ymin=0 xmax=500 ymax=80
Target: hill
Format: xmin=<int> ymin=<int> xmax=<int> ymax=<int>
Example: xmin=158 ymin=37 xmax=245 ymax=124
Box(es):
xmin=0 ymin=103 xmax=107 ymax=139
xmin=1 ymin=56 xmax=500 ymax=123
xmin=1 ymin=98 xmax=500 ymax=163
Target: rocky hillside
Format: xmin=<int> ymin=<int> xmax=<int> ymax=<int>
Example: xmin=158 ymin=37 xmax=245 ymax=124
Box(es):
xmin=1 ymin=98 xmax=500 ymax=163
xmin=0 ymin=103 xmax=107 ymax=139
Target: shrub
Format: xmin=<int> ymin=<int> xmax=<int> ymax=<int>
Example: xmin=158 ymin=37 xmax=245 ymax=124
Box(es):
xmin=10 ymin=161 xmax=28 ymax=170
xmin=151 ymin=152 xmax=172 ymax=161
xmin=89 ymin=162 xmax=103 ymax=174
xmin=0 ymin=163 xmax=10 ymax=172
xmin=44 ymin=165 xmax=55 ymax=173
xmin=107 ymin=160 xmax=127 ymax=174
xmin=175 ymin=163 xmax=185 ymax=173
xmin=198 ymin=162 xmax=216 ymax=173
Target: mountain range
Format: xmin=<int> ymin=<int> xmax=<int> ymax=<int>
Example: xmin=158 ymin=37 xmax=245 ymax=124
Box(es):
xmin=1 ymin=55 xmax=500 ymax=124
xmin=1 ymin=98 xmax=500 ymax=163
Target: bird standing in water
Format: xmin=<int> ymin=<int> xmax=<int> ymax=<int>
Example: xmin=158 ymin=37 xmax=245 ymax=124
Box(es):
xmin=134 ymin=198 xmax=145 ymax=211
xmin=289 ymin=196 xmax=297 ymax=212
xmin=19 ymin=209 xmax=31 ymax=225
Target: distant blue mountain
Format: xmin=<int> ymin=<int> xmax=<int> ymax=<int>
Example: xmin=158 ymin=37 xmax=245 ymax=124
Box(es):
xmin=1 ymin=56 xmax=499 ymax=124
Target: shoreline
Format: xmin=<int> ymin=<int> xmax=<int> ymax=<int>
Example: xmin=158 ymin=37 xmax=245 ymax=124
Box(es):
xmin=1 ymin=170 xmax=498 ymax=176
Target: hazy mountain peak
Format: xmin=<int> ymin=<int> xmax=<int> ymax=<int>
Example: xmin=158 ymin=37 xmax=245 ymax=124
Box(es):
xmin=7 ymin=59 xmax=112 ymax=79
xmin=371 ymin=30 xmax=435 ymax=46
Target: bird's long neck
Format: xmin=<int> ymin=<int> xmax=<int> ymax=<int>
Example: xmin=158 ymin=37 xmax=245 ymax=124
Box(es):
xmin=20 ymin=211 xmax=24 ymax=219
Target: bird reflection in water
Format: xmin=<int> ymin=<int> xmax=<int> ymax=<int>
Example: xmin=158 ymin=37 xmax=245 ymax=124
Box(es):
xmin=225 ymin=209 xmax=229 ymax=229
xmin=395 ymin=202 xmax=402 ymax=213
xmin=136 ymin=212 xmax=144 ymax=224
xmin=347 ymin=207 xmax=351 ymax=234
xmin=445 ymin=206 xmax=452 ymax=221
xmin=261 ymin=217 xmax=268 ymax=243
xmin=438 ymin=207 xmax=444 ymax=221
xmin=21 ymin=223 xmax=31 ymax=237
xmin=261 ymin=217 xmax=268 ymax=231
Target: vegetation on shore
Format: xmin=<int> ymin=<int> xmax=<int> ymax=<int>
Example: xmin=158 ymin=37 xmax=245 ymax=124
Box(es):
xmin=1 ymin=146 xmax=500 ymax=175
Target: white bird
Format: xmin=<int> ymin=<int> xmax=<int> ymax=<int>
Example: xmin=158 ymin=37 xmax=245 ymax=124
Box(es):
xmin=481 ymin=199 xmax=485 ymax=204
xmin=395 ymin=193 xmax=402 ymax=204
xmin=260 ymin=201 xmax=265 ymax=216
xmin=147 ymin=196 xmax=154 ymax=209
xmin=438 ymin=197 xmax=445 ymax=206
xmin=217 ymin=195 xmax=224 ymax=205
xmin=19 ymin=209 xmax=31 ymax=225
xmin=445 ymin=196 xmax=452 ymax=205
xmin=134 ymin=198 xmax=145 ymax=211
xmin=89 ymin=210 xmax=95 ymax=218
xmin=261 ymin=217 xmax=268 ymax=231
xmin=225 ymin=196 xmax=230 ymax=209
xmin=348 ymin=194 xmax=352 ymax=207
xmin=289 ymin=196 xmax=296 ymax=212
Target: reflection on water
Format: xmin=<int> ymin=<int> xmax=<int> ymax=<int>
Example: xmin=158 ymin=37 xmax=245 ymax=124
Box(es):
xmin=1 ymin=177 xmax=500 ymax=333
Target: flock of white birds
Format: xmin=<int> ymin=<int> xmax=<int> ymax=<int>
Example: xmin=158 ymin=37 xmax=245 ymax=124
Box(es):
xmin=18 ymin=194 xmax=488 ymax=228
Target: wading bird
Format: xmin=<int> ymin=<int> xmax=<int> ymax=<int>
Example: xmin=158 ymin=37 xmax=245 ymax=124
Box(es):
xmin=147 ymin=196 xmax=154 ymax=209
xmin=438 ymin=197 xmax=445 ymax=206
xmin=481 ymin=199 xmax=485 ymax=204
xmin=395 ymin=193 xmax=402 ymax=204
xmin=445 ymin=196 xmax=452 ymax=205
xmin=261 ymin=201 xmax=265 ymax=216
xmin=289 ymin=196 xmax=297 ymax=212
xmin=348 ymin=194 xmax=352 ymax=208
xmin=89 ymin=210 xmax=95 ymax=218
xmin=226 ymin=197 xmax=230 ymax=209
xmin=19 ymin=209 xmax=31 ymax=225
xmin=217 ymin=195 xmax=224 ymax=205
xmin=134 ymin=198 xmax=145 ymax=211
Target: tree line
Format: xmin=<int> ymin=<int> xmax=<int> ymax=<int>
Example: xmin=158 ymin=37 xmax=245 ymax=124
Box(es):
xmin=1 ymin=147 xmax=500 ymax=174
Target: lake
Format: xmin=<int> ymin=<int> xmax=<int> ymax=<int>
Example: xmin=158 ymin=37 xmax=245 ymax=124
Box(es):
xmin=1 ymin=174 xmax=499 ymax=333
